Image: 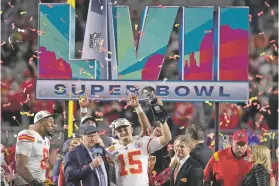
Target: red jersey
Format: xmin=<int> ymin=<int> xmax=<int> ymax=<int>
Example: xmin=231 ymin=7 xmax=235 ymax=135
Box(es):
xmin=204 ymin=147 xmax=253 ymax=186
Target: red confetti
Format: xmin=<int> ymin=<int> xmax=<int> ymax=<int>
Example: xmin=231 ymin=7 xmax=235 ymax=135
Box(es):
xmin=249 ymin=14 xmax=252 ymax=22
xmin=3 ymin=102 xmax=11 ymax=107
xmin=11 ymin=23 xmax=15 ymax=29
xmin=264 ymin=2 xmax=270 ymax=7
xmin=29 ymin=27 xmax=36 ymax=32
xmin=29 ymin=16 xmax=33 ymax=21
xmin=46 ymin=3 xmax=53 ymax=8
xmin=8 ymin=2 xmax=14 ymax=8
xmin=0 ymin=41 xmax=6 ymax=46
xmin=138 ymin=30 xmax=145 ymax=36
xmin=257 ymin=11 xmax=264 ymax=16
xmin=158 ymin=4 xmax=166 ymax=8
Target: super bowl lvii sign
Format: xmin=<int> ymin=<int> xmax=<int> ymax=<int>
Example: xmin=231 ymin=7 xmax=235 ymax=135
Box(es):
xmin=36 ymin=2 xmax=249 ymax=102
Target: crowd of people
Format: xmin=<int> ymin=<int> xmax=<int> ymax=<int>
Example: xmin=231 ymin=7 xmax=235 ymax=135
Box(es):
xmin=0 ymin=0 xmax=278 ymax=185
xmin=1 ymin=95 xmax=279 ymax=186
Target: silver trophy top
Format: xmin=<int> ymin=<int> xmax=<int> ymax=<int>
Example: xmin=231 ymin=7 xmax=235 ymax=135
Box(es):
xmin=141 ymin=86 xmax=156 ymax=102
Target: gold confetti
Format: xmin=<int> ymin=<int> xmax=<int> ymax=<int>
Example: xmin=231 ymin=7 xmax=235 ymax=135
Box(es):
xmin=99 ymin=39 xmax=104 ymax=46
xmin=135 ymin=24 xmax=138 ymax=30
xmin=260 ymin=52 xmax=265 ymax=56
xmin=108 ymin=51 xmax=112 ymax=55
xmin=20 ymin=111 xmax=34 ymax=117
xmin=175 ymin=24 xmax=179 ymax=27
xmin=205 ymin=101 xmax=212 ymax=106
xmin=43 ymin=22 xmax=47 ymax=26
xmin=95 ymin=118 xmax=103 ymax=121
xmin=0 ymin=11 xmax=2 ymax=14
xmin=20 ymin=11 xmax=27 ymax=14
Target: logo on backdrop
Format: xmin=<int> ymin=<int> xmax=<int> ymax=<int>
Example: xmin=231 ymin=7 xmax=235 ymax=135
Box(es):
xmin=36 ymin=3 xmax=249 ymax=102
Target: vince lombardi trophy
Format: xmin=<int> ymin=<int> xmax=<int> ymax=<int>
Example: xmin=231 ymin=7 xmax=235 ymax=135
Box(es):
xmin=82 ymin=0 xmax=111 ymax=79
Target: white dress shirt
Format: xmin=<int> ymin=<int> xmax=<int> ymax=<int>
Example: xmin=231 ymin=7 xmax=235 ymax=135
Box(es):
xmin=177 ymin=155 xmax=190 ymax=172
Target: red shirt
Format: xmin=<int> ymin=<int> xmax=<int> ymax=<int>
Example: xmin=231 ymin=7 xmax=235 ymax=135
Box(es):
xmin=204 ymin=148 xmax=253 ymax=186
xmin=172 ymin=103 xmax=194 ymax=126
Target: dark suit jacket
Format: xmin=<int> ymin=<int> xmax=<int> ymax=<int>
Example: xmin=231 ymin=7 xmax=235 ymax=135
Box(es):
xmin=190 ymin=143 xmax=213 ymax=169
xmin=170 ymin=156 xmax=203 ymax=186
xmin=64 ymin=144 xmax=110 ymax=186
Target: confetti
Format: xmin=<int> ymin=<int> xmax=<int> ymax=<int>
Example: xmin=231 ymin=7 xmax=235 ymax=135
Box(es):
xmin=163 ymin=78 xmax=167 ymax=84
xmin=18 ymin=28 xmax=25 ymax=32
xmin=271 ymin=10 xmax=274 ymax=15
xmin=205 ymin=101 xmax=212 ymax=106
xmin=30 ymin=16 xmax=33 ymax=21
xmin=6 ymin=130 xmax=8 ymax=138
xmin=105 ymin=57 xmax=111 ymax=61
xmin=138 ymin=30 xmax=145 ymax=36
xmin=20 ymin=112 xmax=34 ymax=117
xmin=29 ymin=27 xmax=36 ymax=32
xmin=257 ymin=11 xmax=263 ymax=16
xmin=8 ymin=2 xmax=14 ymax=8
xmin=20 ymin=11 xmax=27 ymax=14
xmin=63 ymin=125 xmax=68 ymax=129
xmin=99 ymin=39 xmax=104 ymax=46
xmin=109 ymin=1 xmax=117 ymax=4
xmin=115 ymin=13 xmax=121 ymax=19
xmin=204 ymin=30 xmax=212 ymax=34
xmin=46 ymin=3 xmax=53 ymax=8
xmin=264 ymin=2 xmax=270 ymax=7
xmin=158 ymin=4 xmax=166 ymax=8
xmin=0 ymin=11 xmax=2 ymax=14
xmin=80 ymin=68 xmax=83 ymax=74
xmin=60 ymin=18 xmax=66 ymax=22
xmin=273 ymin=44 xmax=277 ymax=51
xmin=53 ymin=104 xmax=56 ymax=109
xmin=89 ymin=65 xmax=94 ymax=69
xmin=3 ymin=102 xmax=10 ymax=107
xmin=249 ymin=14 xmax=252 ymax=22
xmin=175 ymin=24 xmax=179 ymax=27
xmin=37 ymin=30 xmax=46 ymax=35
xmin=135 ymin=24 xmax=138 ymax=30
xmin=11 ymin=23 xmax=15 ymax=29
xmin=0 ymin=41 xmax=6 ymax=46
xmin=259 ymin=32 xmax=264 ymax=35
xmin=63 ymin=111 xmax=66 ymax=119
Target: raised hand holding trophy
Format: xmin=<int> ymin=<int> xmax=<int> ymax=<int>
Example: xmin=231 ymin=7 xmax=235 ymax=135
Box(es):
xmin=141 ymin=86 xmax=170 ymax=123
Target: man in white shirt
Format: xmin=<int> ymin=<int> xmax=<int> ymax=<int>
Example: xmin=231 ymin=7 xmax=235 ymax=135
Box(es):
xmin=170 ymin=136 xmax=203 ymax=186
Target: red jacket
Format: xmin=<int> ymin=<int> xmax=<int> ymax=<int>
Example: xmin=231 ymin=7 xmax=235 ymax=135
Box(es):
xmin=204 ymin=148 xmax=253 ymax=186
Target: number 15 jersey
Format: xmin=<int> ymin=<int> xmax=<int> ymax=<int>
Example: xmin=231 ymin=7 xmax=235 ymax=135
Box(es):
xmin=106 ymin=136 xmax=164 ymax=186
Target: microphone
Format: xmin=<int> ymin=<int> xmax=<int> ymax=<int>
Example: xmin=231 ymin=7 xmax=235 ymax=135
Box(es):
xmin=92 ymin=143 xmax=103 ymax=158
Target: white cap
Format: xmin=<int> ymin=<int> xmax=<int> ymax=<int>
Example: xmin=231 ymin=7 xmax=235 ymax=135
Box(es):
xmin=80 ymin=115 xmax=96 ymax=126
xmin=34 ymin=110 xmax=56 ymax=124
xmin=111 ymin=118 xmax=131 ymax=130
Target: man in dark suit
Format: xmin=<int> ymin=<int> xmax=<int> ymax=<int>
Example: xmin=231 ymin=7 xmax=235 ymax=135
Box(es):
xmin=170 ymin=135 xmax=203 ymax=186
xmin=64 ymin=124 xmax=114 ymax=186
xmin=184 ymin=124 xmax=213 ymax=169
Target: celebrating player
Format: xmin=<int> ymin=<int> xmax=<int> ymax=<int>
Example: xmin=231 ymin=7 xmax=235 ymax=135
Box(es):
xmin=14 ymin=110 xmax=57 ymax=186
xmin=106 ymin=101 xmax=172 ymax=186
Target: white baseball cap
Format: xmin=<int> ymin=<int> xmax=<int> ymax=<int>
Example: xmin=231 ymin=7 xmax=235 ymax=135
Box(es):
xmin=111 ymin=118 xmax=131 ymax=130
xmin=34 ymin=110 xmax=57 ymax=124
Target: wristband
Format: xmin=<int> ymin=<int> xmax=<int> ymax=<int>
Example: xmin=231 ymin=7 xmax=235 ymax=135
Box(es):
xmin=135 ymin=105 xmax=143 ymax=114
xmin=80 ymin=107 xmax=88 ymax=113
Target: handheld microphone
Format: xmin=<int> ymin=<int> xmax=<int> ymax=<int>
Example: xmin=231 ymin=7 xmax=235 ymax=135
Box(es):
xmin=92 ymin=143 xmax=103 ymax=158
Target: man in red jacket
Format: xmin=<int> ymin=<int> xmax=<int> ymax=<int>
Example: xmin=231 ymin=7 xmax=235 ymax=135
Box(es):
xmin=204 ymin=130 xmax=253 ymax=186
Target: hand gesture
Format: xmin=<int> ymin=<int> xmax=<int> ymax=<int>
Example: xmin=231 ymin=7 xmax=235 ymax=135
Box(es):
xmin=78 ymin=92 xmax=89 ymax=108
xmin=151 ymin=127 xmax=162 ymax=137
xmin=128 ymin=94 xmax=140 ymax=107
xmin=90 ymin=156 xmax=103 ymax=168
